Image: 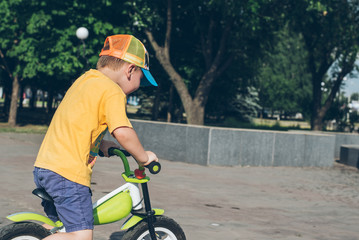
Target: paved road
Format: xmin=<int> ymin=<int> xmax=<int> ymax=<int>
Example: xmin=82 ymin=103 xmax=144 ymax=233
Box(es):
xmin=1 ymin=132 xmax=359 ymax=239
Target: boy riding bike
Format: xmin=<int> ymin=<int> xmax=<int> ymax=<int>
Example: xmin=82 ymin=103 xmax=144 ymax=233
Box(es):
xmin=33 ymin=34 xmax=159 ymax=240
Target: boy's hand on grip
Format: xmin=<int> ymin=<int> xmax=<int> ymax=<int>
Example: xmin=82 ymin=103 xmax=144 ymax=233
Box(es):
xmin=143 ymin=151 xmax=158 ymax=166
xmin=99 ymin=140 xmax=120 ymax=157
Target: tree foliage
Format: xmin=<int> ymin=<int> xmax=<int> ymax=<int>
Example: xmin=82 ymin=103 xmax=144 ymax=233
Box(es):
xmin=229 ymin=86 xmax=261 ymax=122
xmin=257 ymin=25 xmax=312 ymax=118
xmin=1 ymin=0 xmax=359 ymax=131
xmin=127 ymin=0 xmax=285 ymax=125
xmin=350 ymin=93 xmax=359 ymax=101
xmin=287 ymin=0 xmax=359 ymax=130
xmin=0 ymin=0 xmax=128 ymax=125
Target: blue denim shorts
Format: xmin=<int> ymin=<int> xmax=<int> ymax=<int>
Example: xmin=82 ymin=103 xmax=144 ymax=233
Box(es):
xmin=33 ymin=167 xmax=94 ymax=232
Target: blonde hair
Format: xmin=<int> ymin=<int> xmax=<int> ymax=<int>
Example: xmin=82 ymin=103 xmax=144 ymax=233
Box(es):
xmin=96 ymin=55 xmax=141 ymax=72
xmin=96 ymin=55 xmax=127 ymax=71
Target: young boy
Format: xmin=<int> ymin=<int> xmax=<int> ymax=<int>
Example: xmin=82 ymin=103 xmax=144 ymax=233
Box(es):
xmin=33 ymin=34 xmax=159 ymax=240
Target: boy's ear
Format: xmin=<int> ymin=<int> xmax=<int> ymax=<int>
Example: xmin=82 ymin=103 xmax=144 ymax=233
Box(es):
xmin=126 ymin=64 xmax=137 ymax=79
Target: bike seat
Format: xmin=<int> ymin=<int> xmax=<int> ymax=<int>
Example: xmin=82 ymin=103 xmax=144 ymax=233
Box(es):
xmin=32 ymin=188 xmax=54 ymax=203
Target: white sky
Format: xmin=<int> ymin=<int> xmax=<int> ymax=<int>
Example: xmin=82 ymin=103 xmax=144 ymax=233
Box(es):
xmin=342 ymin=75 xmax=359 ymax=97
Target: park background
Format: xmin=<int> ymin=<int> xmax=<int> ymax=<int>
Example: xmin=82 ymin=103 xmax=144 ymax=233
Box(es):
xmin=1 ymin=0 xmax=359 ymax=134
xmin=2 ymin=2 xmax=359 ymax=239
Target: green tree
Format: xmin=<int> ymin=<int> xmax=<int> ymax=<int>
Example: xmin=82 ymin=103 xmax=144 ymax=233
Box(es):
xmin=350 ymin=93 xmax=359 ymax=101
xmin=129 ymin=0 xmax=285 ymax=125
xmin=325 ymin=92 xmax=349 ymax=131
xmin=257 ymin=25 xmax=312 ymax=118
xmin=229 ymin=86 xmax=261 ymax=122
xmin=0 ymin=0 xmax=41 ymax=126
xmin=288 ymin=0 xmax=359 ymax=130
xmin=0 ymin=0 xmax=127 ymax=125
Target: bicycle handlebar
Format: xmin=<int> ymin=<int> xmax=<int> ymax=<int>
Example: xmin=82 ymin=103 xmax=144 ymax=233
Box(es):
xmin=145 ymin=161 xmax=161 ymax=174
xmin=107 ymin=147 xmax=161 ymax=176
xmin=107 ymin=147 xmax=131 ymax=157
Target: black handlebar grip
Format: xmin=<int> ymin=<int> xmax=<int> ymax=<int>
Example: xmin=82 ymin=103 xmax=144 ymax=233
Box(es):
xmin=108 ymin=147 xmax=131 ymax=157
xmin=107 ymin=147 xmax=117 ymax=157
xmin=145 ymin=161 xmax=161 ymax=174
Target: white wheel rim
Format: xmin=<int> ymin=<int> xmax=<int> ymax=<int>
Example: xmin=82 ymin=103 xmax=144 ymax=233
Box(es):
xmin=137 ymin=227 xmax=177 ymax=240
xmin=11 ymin=236 xmax=40 ymax=240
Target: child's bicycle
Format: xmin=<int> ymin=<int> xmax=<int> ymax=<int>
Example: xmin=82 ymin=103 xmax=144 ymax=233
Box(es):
xmin=0 ymin=148 xmax=186 ymax=240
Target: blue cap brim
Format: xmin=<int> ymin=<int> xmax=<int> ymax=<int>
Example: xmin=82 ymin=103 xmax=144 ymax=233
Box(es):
xmin=141 ymin=69 xmax=158 ymax=87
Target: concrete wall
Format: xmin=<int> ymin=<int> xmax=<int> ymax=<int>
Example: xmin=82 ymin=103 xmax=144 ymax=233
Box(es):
xmin=290 ymin=131 xmax=359 ymax=160
xmin=207 ymin=128 xmax=334 ymax=167
xmin=333 ymin=133 xmax=359 ymax=159
xmin=105 ymin=119 xmax=336 ymax=167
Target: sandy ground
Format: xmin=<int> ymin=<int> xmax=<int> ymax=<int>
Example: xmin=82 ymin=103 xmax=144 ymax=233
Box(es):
xmin=0 ymin=132 xmax=359 ymax=240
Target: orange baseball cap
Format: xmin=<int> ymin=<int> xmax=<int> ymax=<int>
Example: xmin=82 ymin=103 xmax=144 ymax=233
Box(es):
xmin=99 ymin=34 xmax=158 ymax=86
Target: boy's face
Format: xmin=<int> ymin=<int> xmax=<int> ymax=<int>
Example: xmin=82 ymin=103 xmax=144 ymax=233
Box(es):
xmin=120 ymin=64 xmax=144 ymax=95
xmin=128 ymin=67 xmax=143 ymax=94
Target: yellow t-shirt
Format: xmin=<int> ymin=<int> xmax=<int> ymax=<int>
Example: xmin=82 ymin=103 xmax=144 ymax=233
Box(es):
xmin=34 ymin=69 xmax=132 ymax=187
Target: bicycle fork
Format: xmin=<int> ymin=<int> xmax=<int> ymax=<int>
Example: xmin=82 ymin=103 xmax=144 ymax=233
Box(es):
xmin=141 ymin=182 xmax=157 ymax=240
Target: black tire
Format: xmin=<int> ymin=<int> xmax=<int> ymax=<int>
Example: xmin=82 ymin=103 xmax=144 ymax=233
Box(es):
xmin=122 ymin=215 xmax=186 ymax=240
xmin=0 ymin=222 xmax=51 ymax=240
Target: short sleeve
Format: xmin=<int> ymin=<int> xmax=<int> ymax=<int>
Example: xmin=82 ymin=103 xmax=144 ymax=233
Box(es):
xmin=103 ymin=93 xmax=133 ymax=133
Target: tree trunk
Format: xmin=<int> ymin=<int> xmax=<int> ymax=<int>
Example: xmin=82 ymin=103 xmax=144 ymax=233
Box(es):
xmin=2 ymin=86 xmax=11 ymax=114
xmin=8 ymin=75 xmax=20 ymax=127
xmin=310 ymin=71 xmax=322 ymax=130
xmin=42 ymin=94 xmax=45 ymax=108
xmin=310 ymin=59 xmax=352 ymax=131
xmin=175 ymin=105 xmax=184 ymax=123
xmin=167 ymin=84 xmax=174 ymax=122
xmin=187 ymin=99 xmax=205 ymax=125
xmin=312 ymin=110 xmax=324 ymax=131
xmin=29 ymin=87 xmax=36 ymax=109
xmin=144 ymin=0 xmax=232 ymax=126
xmin=19 ymin=84 xmax=24 ymax=109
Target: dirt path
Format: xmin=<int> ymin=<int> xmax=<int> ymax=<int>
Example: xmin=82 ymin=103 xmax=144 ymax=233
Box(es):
xmin=0 ymin=132 xmax=359 ymax=239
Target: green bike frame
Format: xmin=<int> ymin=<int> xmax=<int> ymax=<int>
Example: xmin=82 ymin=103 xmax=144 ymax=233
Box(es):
xmin=6 ymin=148 xmax=164 ymax=232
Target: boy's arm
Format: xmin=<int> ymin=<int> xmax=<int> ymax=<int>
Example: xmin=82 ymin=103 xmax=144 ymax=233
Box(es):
xmin=112 ymin=127 xmax=158 ymax=166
